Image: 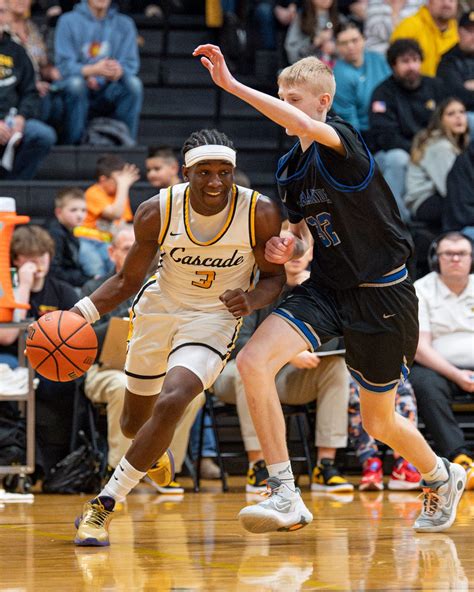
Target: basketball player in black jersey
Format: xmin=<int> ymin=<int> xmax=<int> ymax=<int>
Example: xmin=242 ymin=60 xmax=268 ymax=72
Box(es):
xmin=194 ymin=44 xmax=467 ymax=534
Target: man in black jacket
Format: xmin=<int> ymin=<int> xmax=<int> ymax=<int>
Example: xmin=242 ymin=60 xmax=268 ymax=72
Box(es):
xmin=437 ymin=11 xmax=474 ymax=130
xmin=0 ymin=0 xmax=56 ymax=179
xmin=369 ymin=39 xmax=445 ymax=222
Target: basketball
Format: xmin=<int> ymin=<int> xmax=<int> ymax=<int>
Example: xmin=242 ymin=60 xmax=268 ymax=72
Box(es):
xmin=26 ymin=310 xmax=98 ymax=382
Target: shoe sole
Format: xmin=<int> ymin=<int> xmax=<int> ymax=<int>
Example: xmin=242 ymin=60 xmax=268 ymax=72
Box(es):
xmin=143 ymin=475 xmax=184 ymax=494
xmin=359 ymin=482 xmax=384 ymax=491
xmin=387 ymin=479 xmax=421 ymax=491
xmin=311 ymin=483 xmax=354 ymax=493
xmin=239 ymin=513 xmax=312 ymax=534
xmin=74 ymin=536 xmax=110 ymax=547
xmin=414 ymin=465 xmax=467 ymax=533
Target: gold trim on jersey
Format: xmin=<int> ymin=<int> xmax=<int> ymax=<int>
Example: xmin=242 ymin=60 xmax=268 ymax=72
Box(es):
xmin=183 ymin=184 xmax=237 ymax=246
xmin=249 ymin=190 xmax=259 ymax=248
xmin=157 ymin=186 xmax=173 ymax=246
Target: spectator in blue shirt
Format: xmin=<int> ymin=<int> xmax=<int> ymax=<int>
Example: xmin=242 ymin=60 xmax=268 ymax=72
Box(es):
xmin=332 ymin=21 xmax=390 ymax=138
xmin=54 ymin=0 xmax=143 ymax=145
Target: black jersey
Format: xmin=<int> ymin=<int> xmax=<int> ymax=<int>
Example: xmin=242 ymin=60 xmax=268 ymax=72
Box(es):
xmin=276 ymin=117 xmax=413 ymax=290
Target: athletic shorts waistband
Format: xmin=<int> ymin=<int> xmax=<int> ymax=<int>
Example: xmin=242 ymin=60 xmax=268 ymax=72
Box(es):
xmin=358 ymin=265 xmax=408 ymax=288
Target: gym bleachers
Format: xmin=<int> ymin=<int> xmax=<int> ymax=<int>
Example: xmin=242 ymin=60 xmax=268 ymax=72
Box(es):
xmin=0 ymin=11 xmax=285 ymax=224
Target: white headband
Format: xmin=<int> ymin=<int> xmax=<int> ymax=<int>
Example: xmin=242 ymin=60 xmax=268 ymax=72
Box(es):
xmin=184 ymin=145 xmax=237 ymax=168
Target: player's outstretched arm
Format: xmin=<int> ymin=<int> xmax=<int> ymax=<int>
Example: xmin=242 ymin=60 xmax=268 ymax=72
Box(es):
xmin=193 ymin=44 xmax=343 ymax=152
xmin=71 ymin=196 xmax=161 ymax=319
xmin=220 ymin=196 xmax=286 ymax=318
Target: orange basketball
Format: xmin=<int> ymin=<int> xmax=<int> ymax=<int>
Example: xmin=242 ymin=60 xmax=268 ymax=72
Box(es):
xmin=26 ymin=310 xmax=98 ymax=382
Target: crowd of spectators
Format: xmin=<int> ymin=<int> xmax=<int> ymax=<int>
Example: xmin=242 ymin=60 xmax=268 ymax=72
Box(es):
xmin=0 ymin=0 xmax=473 ymax=496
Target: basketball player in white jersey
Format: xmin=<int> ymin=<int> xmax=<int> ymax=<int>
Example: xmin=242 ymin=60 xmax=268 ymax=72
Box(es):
xmin=72 ymin=129 xmax=287 ymax=546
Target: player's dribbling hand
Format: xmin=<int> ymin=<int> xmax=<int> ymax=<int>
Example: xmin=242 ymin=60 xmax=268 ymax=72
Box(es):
xmin=193 ymin=44 xmax=235 ymax=92
xmin=265 ymin=235 xmax=295 ymax=264
xmin=220 ymin=288 xmax=252 ymax=317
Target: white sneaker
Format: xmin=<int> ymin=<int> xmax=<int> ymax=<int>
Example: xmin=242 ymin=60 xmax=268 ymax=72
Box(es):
xmin=413 ymin=459 xmax=466 ymax=533
xmin=238 ymin=477 xmax=313 ymax=534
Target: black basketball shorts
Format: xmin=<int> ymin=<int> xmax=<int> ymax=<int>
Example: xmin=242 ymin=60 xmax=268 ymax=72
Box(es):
xmin=273 ymin=274 xmax=419 ymax=394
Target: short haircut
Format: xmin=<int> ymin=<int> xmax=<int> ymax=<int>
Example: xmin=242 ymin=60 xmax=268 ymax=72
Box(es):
xmin=438 ymin=232 xmax=473 ymax=251
xmin=96 ymin=154 xmax=126 ymax=179
xmin=110 ymin=223 xmax=134 ymax=246
xmin=147 ymin=145 xmax=178 ymax=163
xmin=386 ymin=38 xmax=423 ymax=68
xmin=182 ymin=129 xmax=235 ymax=158
xmin=11 ymin=225 xmax=55 ymax=261
xmin=335 ymin=20 xmax=363 ymax=38
xmin=278 ymin=56 xmax=336 ymax=102
xmin=55 ymin=186 xmax=85 ymax=209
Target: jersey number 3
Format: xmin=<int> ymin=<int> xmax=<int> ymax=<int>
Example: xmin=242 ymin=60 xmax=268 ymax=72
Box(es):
xmin=306 ymin=212 xmax=341 ymax=247
xmin=192 ymin=270 xmax=216 ymax=289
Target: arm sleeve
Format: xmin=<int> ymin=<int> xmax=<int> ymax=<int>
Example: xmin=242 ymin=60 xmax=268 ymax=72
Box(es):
xmin=16 ymin=49 xmax=40 ymax=119
xmin=115 ymin=19 xmax=140 ymax=76
xmin=369 ymin=85 xmax=412 ymax=152
xmin=85 ymin=187 xmax=109 ymax=218
xmin=54 ymin=17 xmax=84 ymax=78
xmin=423 ymin=142 xmax=457 ymax=198
xmin=284 ymin=16 xmax=311 ymax=64
xmin=414 ymin=283 xmax=431 ymax=333
xmin=437 ymin=57 xmax=474 ymax=111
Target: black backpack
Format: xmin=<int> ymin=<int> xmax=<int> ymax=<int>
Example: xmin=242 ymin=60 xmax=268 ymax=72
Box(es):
xmin=42 ymin=431 xmax=104 ymax=494
xmin=0 ymin=411 xmax=26 ymax=466
xmin=81 ymin=117 xmax=135 ymax=147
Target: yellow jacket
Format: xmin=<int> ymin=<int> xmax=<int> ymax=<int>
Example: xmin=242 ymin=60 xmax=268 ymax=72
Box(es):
xmin=391 ymin=6 xmax=458 ymax=76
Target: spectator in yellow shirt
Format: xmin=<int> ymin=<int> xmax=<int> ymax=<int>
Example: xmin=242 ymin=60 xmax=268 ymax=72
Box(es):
xmin=391 ymin=0 xmax=459 ymax=76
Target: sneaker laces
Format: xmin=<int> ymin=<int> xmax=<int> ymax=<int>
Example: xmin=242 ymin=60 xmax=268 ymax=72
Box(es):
xmin=419 ymin=487 xmax=440 ymax=516
xmin=83 ymin=501 xmax=112 ymax=528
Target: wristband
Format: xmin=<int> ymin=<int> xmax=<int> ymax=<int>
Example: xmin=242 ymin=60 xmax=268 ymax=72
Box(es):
xmin=74 ymin=296 xmax=100 ymax=324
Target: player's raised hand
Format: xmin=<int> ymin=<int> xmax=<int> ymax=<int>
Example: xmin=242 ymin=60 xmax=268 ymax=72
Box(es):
xmin=265 ymin=235 xmax=295 ymax=264
xmin=220 ymin=288 xmax=252 ymax=317
xmin=193 ymin=44 xmax=235 ymax=91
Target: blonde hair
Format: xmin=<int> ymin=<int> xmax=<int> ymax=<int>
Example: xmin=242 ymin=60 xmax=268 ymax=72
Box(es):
xmin=278 ymin=56 xmax=336 ymax=103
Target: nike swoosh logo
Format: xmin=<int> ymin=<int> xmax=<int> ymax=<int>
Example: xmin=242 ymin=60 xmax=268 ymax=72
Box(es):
xmin=392 ymin=472 xmax=406 ymax=480
xmin=273 ymin=498 xmax=292 ymax=512
xmin=170 ymin=232 xmax=182 ymax=236
xmin=114 ymin=476 xmax=118 ymax=481
xmin=383 ymin=313 xmax=396 ymax=319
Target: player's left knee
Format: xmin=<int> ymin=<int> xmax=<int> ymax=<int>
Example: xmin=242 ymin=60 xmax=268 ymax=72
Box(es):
xmin=153 ymin=391 xmax=189 ymax=424
xmin=361 ymin=413 xmax=395 ymax=442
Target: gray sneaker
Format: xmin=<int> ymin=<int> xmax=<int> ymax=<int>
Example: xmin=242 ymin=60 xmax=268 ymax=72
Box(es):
xmin=413 ymin=459 xmax=466 ymax=533
xmin=238 ymin=477 xmax=313 ymax=534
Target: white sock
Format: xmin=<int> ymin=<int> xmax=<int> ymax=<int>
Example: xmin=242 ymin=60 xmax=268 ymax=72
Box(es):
xmin=420 ymin=457 xmax=449 ymax=484
xmin=267 ymin=461 xmax=296 ymax=491
xmin=99 ymin=456 xmax=147 ymax=502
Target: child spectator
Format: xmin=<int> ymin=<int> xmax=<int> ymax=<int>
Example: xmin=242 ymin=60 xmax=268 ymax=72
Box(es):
xmin=284 ymin=0 xmax=339 ymax=66
xmin=47 ymin=186 xmax=92 ymax=289
xmin=0 ymin=225 xmax=79 ymax=476
xmin=75 ymin=154 xmax=139 ymax=277
xmin=145 ymin=146 xmax=181 ymax=189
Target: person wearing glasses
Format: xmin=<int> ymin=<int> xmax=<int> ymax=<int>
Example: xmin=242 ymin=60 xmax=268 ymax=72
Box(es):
xmin=410 ymin=231 xmax=474 ymax=491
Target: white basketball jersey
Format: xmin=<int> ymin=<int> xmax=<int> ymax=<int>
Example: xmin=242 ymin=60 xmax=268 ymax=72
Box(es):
xmin=156 ymin=182 xmax=259 ymax=311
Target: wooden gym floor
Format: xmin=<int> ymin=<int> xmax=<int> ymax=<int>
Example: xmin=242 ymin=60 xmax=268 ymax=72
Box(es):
xmin=0 ymin=477 xmax=473 ymax=591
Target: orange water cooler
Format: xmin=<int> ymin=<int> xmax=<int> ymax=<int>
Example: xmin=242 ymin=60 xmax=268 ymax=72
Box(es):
xmin=0 ymin=197 xmax=30 ymax=322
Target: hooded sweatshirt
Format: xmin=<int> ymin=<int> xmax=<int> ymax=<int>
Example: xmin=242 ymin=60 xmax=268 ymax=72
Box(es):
xmin=0 ymin=31 xmax=39 ymax=120
xmin=54 ymin=0 xmax=139 ymax=82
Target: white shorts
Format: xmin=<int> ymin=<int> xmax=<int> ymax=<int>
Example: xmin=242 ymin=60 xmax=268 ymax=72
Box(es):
xmin=125 ymin=280 xmax=241 ymax=396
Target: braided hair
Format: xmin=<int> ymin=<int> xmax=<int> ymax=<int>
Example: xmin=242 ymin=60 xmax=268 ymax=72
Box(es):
xmin=182 ymin=129 xmax=235 ymax=159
